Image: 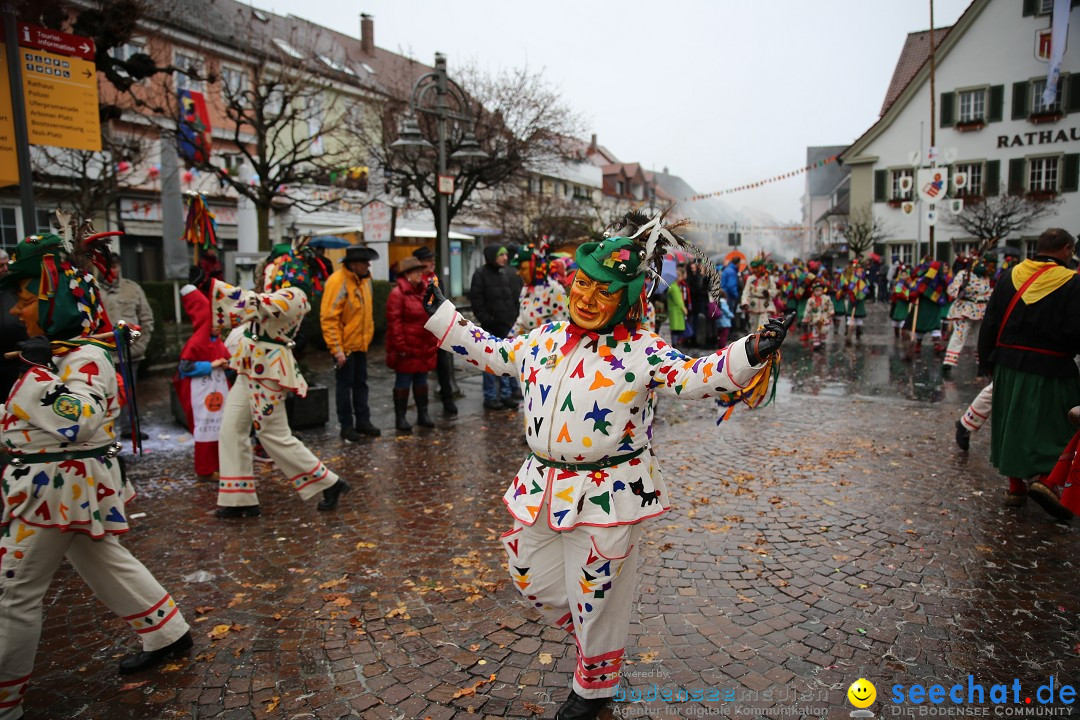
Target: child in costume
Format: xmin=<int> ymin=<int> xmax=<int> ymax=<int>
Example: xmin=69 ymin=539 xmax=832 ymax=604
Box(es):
xmin=422 ymin=214 xmax=791 ymax=720
xmin=942 ymin=255 xmax=991 ymax=376
xmin=741 ymin=255 xmax=777 ymax=331
xmin=192 ymin=241 xmax=349 ymax=518
xmin=835 ymin=259 xmax=868 ymax=344
xmin=512 ymin=243 xmax=570 ymax=335
xmin=889 ymin=265 xmax=911 ymax=338
xmin=0 ymin=232 xmax=192 ymax=720
xmin=173 ymin=283 xmax=231 ymax=481
xmin=802 ymin=280 xmax=834 ymax=350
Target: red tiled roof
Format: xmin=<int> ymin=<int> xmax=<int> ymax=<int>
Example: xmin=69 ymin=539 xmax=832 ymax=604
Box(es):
xmin=880 ymin=27 xmax=953 ymax=117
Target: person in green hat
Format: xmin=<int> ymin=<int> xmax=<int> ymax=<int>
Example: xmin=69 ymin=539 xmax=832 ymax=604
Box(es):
xmin=0 ymin=233 xmax=193 ymax=718
xmin=422 ymin=225 xmax=792 ymax=720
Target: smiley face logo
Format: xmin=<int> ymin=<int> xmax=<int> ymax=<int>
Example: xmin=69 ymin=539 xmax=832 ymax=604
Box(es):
xmin=847 ymin=678 xmax=876 ymax=708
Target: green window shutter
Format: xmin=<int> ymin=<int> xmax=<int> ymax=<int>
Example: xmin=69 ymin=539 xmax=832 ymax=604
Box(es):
xmin=1012 ymin=81 xmax=1029 ymax=119
xmin=988 ymin=85 xmax=1005 ymax=122
xmin=1008 ymin=158 xmax=1026 ymax=195
xmin=940 ymin=92 xmax=955 ymax=127
xmin=1023 ymin=0 xmax=1036 ymax=15
xmin=1067 ymin=74 xmax=1080 ymax=113
xmin=874 ymin=170 xmax=888 ymax=202
xmin=1063 ymin=154 xmax=1080 ymax=193
xmin=985 ymin=160 xmax=1001 ymax=196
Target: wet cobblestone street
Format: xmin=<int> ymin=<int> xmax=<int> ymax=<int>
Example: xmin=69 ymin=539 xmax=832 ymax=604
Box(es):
xmin=23 ymin=311 xmax=1080 ymax=719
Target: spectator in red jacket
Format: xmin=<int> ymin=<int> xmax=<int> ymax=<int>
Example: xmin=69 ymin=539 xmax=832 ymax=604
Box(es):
xmin=386 ymin=257 xmax=439 ymax=432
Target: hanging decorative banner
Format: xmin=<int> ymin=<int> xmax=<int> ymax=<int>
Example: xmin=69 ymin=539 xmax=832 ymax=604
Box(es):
xmin=952 ymin=171 xmax=968 ymax=192
xmin=926 ymin=204 xmax=938 ymax=227
xmin=683 ymin=155 xmax=840 ymax=201
xmin=899 ymin=176 xmax=914 ymax=194
xmin=917 ymin=167 xmax=948 ymax=202
xmin=177 ymin=89 xmax=212 ymax=164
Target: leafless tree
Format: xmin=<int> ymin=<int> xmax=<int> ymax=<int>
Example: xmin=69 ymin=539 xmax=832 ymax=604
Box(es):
xmin=841 ymin=206 xmax=890 ymax=257
xmin=181 ymin=26 xmax=370 ymax=250
xmin=353 ymin=61 xmax=585 ymax=235
xmin=946 ymin=192 xmax=1062 ymax=250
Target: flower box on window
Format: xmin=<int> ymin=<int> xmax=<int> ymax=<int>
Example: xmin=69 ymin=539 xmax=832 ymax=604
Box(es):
xmin=957 ymin=194 xmax=984 ymax=205
xmin=886 ymin=199 xmax=906 ymax=208
xmin=1029 ymin=111 xmax=1063 ymax=125
xmin=955 ymin=120 xmax=985 ymax=132
xmin=1026 ymin=190 xmax=1058 ymax=201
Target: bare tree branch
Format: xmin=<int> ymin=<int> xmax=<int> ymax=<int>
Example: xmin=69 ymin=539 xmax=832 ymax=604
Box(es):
xmin=841 ymin=206 xmax=890 ymax=257
xmin=945 ymin=192 xmax=1062 ymax=248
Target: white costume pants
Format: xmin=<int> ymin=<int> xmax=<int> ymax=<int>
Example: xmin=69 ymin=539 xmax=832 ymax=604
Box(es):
xmin=0 ymin=524 xmax=189 ymax=719
xmin=944 ymin=320 xmax=979 ymax=367
xmin=217 ymin=377 xmax=337 ymax=507
xmin=501 ymin=508 xmax=643 ymax=699
xmin=960 ymin=382 xmax=993 ymax=433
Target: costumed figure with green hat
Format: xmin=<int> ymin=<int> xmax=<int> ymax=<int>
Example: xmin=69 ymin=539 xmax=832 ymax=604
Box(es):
xmin=942 ymin=253 xmax=992 ymax=376
xmin=802 ymin=277 xmax=835 ymax=350
xmin=190 ymin=238 xmax=349 ymax=518
xmin=740 ymin=253 xmax=778 ymax=331
xmin=904 ymin=255 xmax=952 ymax=357
xmin=420 ymin=210 xmax=793 ymax=720
xmin=796 ymin=260 xmax=822 ymax=335
xmin=0 ymin=226 xmax=193 ymax=719
xmin=836 ymin=259 xmax=868 ymax=344
xmin=889 ymin=264 xmax=912 ymax=338
xmin=511 ymin=240 xmax=569 ymax=335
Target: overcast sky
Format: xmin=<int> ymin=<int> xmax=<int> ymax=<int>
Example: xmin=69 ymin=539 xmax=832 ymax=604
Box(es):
xmin=249 ymin=0 xmax=973 ymax=223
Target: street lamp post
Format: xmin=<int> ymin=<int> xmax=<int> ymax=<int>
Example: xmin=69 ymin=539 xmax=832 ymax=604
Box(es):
xmin=390 ymin=53 xmax=487 ymax=291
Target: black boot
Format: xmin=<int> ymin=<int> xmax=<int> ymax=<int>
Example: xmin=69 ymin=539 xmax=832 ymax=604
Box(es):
xmin=393 ymin=388 xmax=412 ymax=433
xmin=855 ymin=325 xmax=863 ymax=340
xmin=414 ymin=385 xmax=435 ymax=428
xmin=215 ymin=505 xmax=261 ymax=518
xmin=317 ymin=479 xmax=350 ymax=511
xmin=556 ymin=689 xmax=610 ymax=720
xmin=118 ymin=631 xmax=194 ymax=674
xmin=440 ymin=389 xmax=458 ymax=417
xmin=954 ymin=419 xmax=970 ymax=452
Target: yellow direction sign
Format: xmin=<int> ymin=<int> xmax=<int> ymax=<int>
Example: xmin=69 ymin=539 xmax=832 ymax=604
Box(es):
xmin=0 ymin=44 xmax=17 ymax=187
xmin=18 ymin=44 xmax=101 ymax=151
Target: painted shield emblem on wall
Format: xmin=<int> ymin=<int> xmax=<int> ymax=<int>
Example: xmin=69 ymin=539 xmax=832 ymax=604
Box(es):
xmin=950 ymin=199 xmax=964 ymax=214
xmin=901 ymin=202 xmax=915 ymax=215
xmin=917 ymin=168 xmax=948 ymax=203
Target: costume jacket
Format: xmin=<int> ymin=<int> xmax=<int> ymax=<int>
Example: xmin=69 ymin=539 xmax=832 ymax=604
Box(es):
xmin=386 ymin=276 xmax=438 ymax=373
xmin=740 ymin=274 xmax=776 ymax=314
xmin=513 ymin=277 xmax=569 ymax=336
xmin=977 ymin=259 xmax=1080 ymax=379
xmin=802 ymin=294 xmax=834 ymax=326
xmin=946 ymin=270 xmax=991 ymax=321
xmin=424 ymin=301 xmax=765 ymax=530
xmin=1 ymin=342 xmax=129 ymax=537
xmin=211 ymin=279 xmax=310 ymax=396
xmin=174 ymin=285 xmax=231 ymax=468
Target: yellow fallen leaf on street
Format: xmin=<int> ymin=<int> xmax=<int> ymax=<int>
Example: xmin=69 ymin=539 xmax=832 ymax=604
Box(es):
xmin=208 ymin=624 xmax=232 ymax=640
xmin=265 ymin=696 xmax=280 ymax=713
xmin=538 ymin=652 xmax=553 ymax=665
xmin=452 ymin=673 xmax=497 ymax=699
xmin=355 ymin=541 xmax=377 ymax=549
xmin=160 ymin=662 xmax=184 ymax=672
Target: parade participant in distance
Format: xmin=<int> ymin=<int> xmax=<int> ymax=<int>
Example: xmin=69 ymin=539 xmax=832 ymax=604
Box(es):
xmin=741 ymin=254 xmax=777 ymax=331
xmin=422 ymin=213 xmax=792 ymax=720
xmin=0 ymin=232 xmax=192 ymax=720
xmin=978 ymin=228 xmax=1080 ymax=520
xmin=194 ymin=240 xmax=350 ymax=518
xmin=942 ymin=254 xmax=991 ymax=377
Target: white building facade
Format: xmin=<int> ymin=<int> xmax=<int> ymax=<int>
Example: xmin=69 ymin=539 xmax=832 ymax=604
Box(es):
xmin=843 ymin=0 xmax=1080 ymax=265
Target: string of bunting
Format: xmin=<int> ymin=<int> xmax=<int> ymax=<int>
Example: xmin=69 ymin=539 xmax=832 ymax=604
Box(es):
xmin=683 ymin=155 xmax=840 ymax=201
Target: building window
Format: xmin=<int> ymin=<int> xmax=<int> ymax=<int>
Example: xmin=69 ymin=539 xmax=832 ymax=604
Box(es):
xmin=0 ymin=207 xmax=18 ymax=251
xmin=1031 ymin=78 xmax=1063 ymax=114
xmin=953 ymin=240 xmax=979 ymax=257
xmin=616 ymin=180 xmax=624 ymax=195
xmin=1038 ymin=0 xmax=1053 ymax=14
xmin=111 ymin=38 xmax=146 ymax=82
xmin=891 ymin=169 xmax=914 ymax=200
xmin=1029 ymin=156 xmax=1059 ymax=192
xmin=890 ymin=242 xmax=914 ymax=266
xmin=221 ymin=65 xmax=248 ymax=105
xmin=958 ymin=89 xmax=985 ymax=123
xmin=174 ymin=51 xmax=203 ymax=92
xmin=35 ymin=209 xmax=54 ymax=234
xmin=955 ymin=162 xmax=983 ymax=197
xmin=1025 ymin=239 xmax=1039 ymax=258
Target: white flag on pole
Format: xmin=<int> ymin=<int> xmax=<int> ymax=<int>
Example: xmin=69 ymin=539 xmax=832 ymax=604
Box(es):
xmin=1042 ymin=0 xmax=1071 ymax=106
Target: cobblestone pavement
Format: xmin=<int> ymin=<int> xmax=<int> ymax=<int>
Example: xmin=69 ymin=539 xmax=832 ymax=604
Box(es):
xmin=22 ymin=308 xmax=1080 ymax=719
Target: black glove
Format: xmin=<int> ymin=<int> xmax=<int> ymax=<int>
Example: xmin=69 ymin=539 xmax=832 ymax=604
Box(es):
xmin=188 ymin=264 xmax=210 ymax=292
xmin=423 ymin=279 xmax=447 ymax=317
xmin=17 ymin=337 xmax=54 ymax=369
xmin=745 ymin=312 xmax=796 ymax=365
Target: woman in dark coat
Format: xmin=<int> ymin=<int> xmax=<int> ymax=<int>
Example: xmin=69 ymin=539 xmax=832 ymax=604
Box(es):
xmin=386 ymin=256 xmax=439 ymax=432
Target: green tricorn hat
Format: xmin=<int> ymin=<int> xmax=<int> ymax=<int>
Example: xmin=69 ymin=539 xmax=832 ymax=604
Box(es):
xmin=0 ymin=233 xmax=65 ymax=290
xmin=574 ymin=237 xmax=648 ymax=329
